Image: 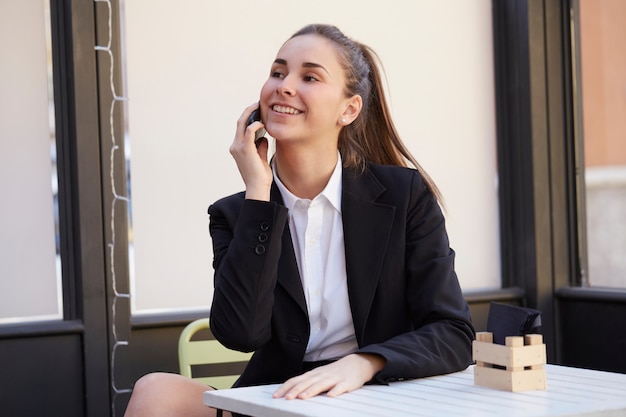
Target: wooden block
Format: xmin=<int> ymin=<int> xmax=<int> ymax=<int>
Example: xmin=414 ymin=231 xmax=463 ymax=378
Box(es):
xmin=474 ymin=366 xmax=547 ymax=392
xmin=476 ymin=332 xmax=493 ymax=343
xmin=505 ymin=337 xmax=524 ymax=370
xmin=524 ymin=334 xmax=543 ymax=345
xmin=505 ymin=336 xmax=524 ymax=347
xmin=474 ymin=332 xmax=493 ymax=367
xmin=473 ymin=340 xmax=546 ymax=368
xmin=524 ymin=335 xmax=545 ymax=370
xmin=473 ymin=332 xmax=547 ymax=391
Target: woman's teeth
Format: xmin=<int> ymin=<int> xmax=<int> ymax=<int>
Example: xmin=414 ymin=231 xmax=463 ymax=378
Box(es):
xmin=273 ymin=105 xmax=301 ymax=115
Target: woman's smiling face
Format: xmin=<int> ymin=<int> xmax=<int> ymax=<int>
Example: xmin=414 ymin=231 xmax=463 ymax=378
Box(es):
xmin=259 ymin=34 xmax=351 ymax=145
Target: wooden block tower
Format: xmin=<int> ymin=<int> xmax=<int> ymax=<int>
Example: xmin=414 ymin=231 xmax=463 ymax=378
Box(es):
xmin=472 ymin=331 xmax=547 ymax=392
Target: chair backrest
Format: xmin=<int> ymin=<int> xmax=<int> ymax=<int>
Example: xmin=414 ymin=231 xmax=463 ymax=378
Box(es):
xmin=178 ymin=318 xmax=252 ymax=389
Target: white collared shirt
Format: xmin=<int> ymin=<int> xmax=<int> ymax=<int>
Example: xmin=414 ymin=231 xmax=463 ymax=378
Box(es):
xmin=273 ymin=154 xmax=358 ymax=361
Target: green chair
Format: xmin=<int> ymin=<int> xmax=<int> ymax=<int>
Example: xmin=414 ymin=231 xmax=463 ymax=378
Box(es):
xmin=178 ymin=318 xmax=252 ymax=389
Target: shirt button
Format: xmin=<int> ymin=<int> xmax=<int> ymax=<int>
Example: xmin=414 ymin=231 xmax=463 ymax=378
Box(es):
xmin=254 ymin=244 xmax=266 ymax=255
xmin=258 ymin=233 xmax=268 ymax=243
xmin=260 ymin=222 xmax=270 ymax=231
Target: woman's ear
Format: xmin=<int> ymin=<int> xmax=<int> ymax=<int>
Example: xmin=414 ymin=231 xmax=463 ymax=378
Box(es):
xmin=339 ymin=95 xmax=363 ymax=125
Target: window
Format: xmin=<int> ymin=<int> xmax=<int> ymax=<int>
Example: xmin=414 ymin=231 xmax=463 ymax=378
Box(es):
xmin=577 ymin=0 xmax=626 ymax=288
xmin=0 ymin=1 xmax=62 ymax=324
xmin=121 ymin=0 xmax=500 ymax=315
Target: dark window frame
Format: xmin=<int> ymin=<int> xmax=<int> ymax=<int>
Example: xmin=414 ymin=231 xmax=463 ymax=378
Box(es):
xmin=53 ymin=0 xmax=114 ymax=415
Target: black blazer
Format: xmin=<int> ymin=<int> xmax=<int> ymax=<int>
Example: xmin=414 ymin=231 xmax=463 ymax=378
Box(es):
xmin=208 ymin=163 xmax=474 ymax=387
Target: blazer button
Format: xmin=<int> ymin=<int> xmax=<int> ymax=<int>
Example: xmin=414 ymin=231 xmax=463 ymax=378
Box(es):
xmin=258 ymin=233 xmax=268 ymax=243
xmin=254 ymin=244 xmax=266 ymax=255
xmin=260 ymin=222 xmax=270 ymax=231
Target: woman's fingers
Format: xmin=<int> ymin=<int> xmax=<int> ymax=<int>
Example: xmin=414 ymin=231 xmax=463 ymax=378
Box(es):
xmin=230 ymin=102 xmax=272 ymax=200
xmin=273 ymin=371 xmax=338 ymax=400
xmin=272 ymin=354 xmax=385 ymax=400
xmin=235 ymin=102 xmax=265 ymax=145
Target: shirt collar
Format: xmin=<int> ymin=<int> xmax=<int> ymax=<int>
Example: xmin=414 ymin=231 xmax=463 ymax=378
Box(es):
xmin=273 ymin=152 xmax=343 ymax=213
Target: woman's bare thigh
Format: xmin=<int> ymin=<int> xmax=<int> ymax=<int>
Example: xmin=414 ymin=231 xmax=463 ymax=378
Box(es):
xmin=124 ymin=372 xmax=231 ymax=417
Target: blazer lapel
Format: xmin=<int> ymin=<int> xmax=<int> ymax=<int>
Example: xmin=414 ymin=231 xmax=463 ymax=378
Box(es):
xmin=342 ymin=167 xmax=396 ymax=343
xmin=271 ymin=183 xmax=308 ymax=316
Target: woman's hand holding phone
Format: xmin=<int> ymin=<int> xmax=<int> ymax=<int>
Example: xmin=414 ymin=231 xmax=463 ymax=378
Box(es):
xmin=230 ymin=102 xmax=272 ymax=201
xmin=247 ymin=105 xmax=267 ymax=144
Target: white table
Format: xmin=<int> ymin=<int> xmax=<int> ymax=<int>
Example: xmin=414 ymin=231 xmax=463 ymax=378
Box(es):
xmin=203 ymin=364 xmax=626 ymax=416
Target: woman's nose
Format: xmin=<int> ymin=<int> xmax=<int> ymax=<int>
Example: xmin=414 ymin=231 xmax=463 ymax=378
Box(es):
xmin=277 ymin=77 xmax=296 ymax=96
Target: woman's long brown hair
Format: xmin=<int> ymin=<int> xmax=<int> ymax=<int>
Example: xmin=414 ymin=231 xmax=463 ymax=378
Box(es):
xmin=289 ymin=24 xmax=443 ymax=203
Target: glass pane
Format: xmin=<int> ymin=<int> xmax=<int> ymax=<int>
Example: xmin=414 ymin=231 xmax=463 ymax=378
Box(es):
xmin=0 ymin=2 xmax=62 ymax=323
xmin=122 ymin=0 xmax=500 ymax=315
xmin=579 ymin=0 xmax=626 ymax=288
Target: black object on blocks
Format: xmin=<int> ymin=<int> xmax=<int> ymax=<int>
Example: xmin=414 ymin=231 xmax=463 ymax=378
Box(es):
xmin=486 ymin=302 xmax=542 ymax=345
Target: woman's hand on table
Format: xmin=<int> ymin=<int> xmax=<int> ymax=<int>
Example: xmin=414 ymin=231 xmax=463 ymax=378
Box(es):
xmin=273 ymin=353 xmax=386 ymax=400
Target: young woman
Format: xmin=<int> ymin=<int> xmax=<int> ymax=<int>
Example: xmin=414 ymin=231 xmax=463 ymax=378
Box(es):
xmin=124 ymin=23 xmax=474 ymax=417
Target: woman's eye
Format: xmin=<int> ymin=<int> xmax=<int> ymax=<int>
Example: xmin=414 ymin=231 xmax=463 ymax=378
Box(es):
xmin=304 ymin=75 xmax=318 ymax=82
xmin=271 ymin=71 xmax=285 ymax=79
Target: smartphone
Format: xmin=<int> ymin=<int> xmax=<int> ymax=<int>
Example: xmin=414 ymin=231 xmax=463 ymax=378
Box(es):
xmin=247 ymin=104 xmax=266 ymax=142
